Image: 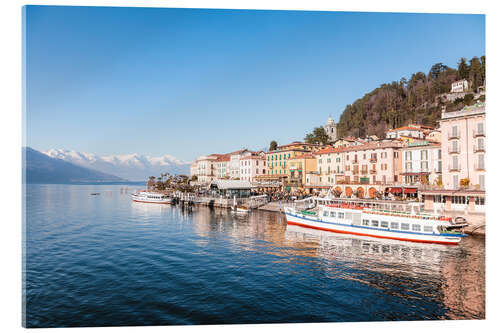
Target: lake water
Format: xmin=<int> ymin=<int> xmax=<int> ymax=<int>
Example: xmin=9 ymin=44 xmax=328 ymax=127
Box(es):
xmin=23 ymin=184 xmax=485 ymax=327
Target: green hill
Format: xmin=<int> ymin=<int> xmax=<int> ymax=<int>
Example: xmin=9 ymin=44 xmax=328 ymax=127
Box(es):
xmin=336 ymin=56 xmax=485 ymax=138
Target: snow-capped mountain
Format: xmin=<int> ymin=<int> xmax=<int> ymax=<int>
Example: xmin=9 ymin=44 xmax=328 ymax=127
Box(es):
xmin=43 ymin=149 xmax=191 ymax=181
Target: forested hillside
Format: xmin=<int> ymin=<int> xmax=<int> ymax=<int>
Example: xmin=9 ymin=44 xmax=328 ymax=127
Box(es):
xmin=336 ymin=56 xmax=485 ymax=138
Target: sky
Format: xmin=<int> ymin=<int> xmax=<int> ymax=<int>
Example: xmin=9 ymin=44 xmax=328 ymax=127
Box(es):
xmin=24 ymin=6 xmax=485 ymax=161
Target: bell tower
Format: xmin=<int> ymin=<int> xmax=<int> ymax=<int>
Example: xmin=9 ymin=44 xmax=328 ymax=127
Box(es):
xmin=324 ymin=115 xmax=337 ymax=142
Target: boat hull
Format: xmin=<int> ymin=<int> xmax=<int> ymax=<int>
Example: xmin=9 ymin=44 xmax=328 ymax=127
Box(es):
xmin=285 ymin=212 xmax=462 ymax=245
xmin=132 ymin=199 xmax=172 ymax=204
xmin=131 ymin=194 xmax=173 ymax=204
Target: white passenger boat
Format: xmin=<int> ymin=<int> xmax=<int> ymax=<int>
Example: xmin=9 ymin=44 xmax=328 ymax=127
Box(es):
xmin=284 ymin=202 xmax=467 ymax=245
xmin=131 ymin=191 xmax=173 ymax=204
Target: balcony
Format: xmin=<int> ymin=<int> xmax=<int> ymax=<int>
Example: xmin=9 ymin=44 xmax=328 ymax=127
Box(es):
xmin=370 ymin=169 xmax=377 ymax=174
xmin=448 ymin=164 xmax=461 ymax=172
xmin=448 ymin=145 xmax=460 ymax=154
xmin=475 ymin=163 xmax=485 ymax=171
xmin=369 ymin=158 xmax=377 ymax=163
xmin=473 ymin=129 xmax=485 ymax=137
xmin=448 ymin=131 xmax=460 ymax=140
xmin=473 ymin=145 xmax=485 ymax=153
xmin=352 ymin=160 xmax=359 ymax=164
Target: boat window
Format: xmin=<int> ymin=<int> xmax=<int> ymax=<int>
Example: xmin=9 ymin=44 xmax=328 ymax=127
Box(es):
xmin=390 ymin=222 xmax=399 ymax=229
xmin=323 ymin=211 xmax=329 ymax=217
xmin=338 ymin=212 xmax=344 ymax=219
xmin=371 ymin=220 xmax=379 ymax=227
xmin=412 ymin=224 xmax=421 ymax=232
xmin=401 ymin=223 xmax=410 ymax=231
xmin=381 ymin=221 xmax=389 ymax=228
xmin=330 ymin=211 xmax=336 ymax=217
xmin=362 ymin=219 xmax=369 ymax=226
xmin=423 ymin=226 xmax=433 ymax=233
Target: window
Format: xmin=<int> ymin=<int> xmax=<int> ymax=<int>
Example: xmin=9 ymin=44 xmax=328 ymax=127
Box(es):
xmin=338 ymin=212 xmax=345 ymax=219
xmin=390 ymin=222 xmax=399 ymax=229
xmin=424 ymin=226 xmax=433 ymax=233
xmin=478 ymin=154 xmax=485 ymax=169
xmin=412 ymin=224 xmax=421 ymax=232
xmin=362 ymin=219 xmax=369 ymax=226
xmin=323 ymin=211 xmax=329 ymax=217
xmin=479 ymin=175 xmax=485 ymax=190
xmin=401 ymin=223 xmax=410 ymax=231
xmin=330 ymin=211 xmax=336 ymax=217
xmin=421 ymin=150 xmax=428 ymax=160
xmin=477 ymin=122 xmax=484 ymax=135
xmin=371 ymin=220 xmax=379 ymax=227
xmin=381 ymin=221 xmax=389 ymax=228
xmin=477 ymin=138 xmax=484 ymax=150
xmin=475 ymin=197 xmax=485 ymax=205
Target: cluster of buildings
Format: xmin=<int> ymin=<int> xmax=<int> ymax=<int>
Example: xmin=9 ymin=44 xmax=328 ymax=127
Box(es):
xmin=190 ymin=101 xmax=485 ymax=213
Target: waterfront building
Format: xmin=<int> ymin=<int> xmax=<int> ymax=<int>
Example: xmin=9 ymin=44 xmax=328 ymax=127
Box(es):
xmin=451 ymin=79 xmax=469 ymax=93
xmin=314 ymin=146 xmax=346 ymax=186
xmin=228 ymin=149 xmax=251 ymax=179
xmin=194 ymin=154 xmax=219 ymax=183
xmin=324 ymin=116 xmax=337 ymax=142
xmin=265 ymin=147 xmax=310 ymax=177
xmin=239 ymin=152 xmax=266 ymax=183
xmin=440 ymin=102 xmax=485 ymax=190
xmin=287 ymin=153 xmax=317 ymax=191
xmin=190 ymin=161 xmax=198 ymax=178
xmin=208 ymin=179 xmax=252 ymax=198
xmin=216 ymin=154 xmax=230 ymax=179
xmin=343 ymin=141 xmax=403 ymax=186
xmin=419 ymin=102 xmax=486 ymax=214
xmin=401 ymin=141 xmax=442 ymax=186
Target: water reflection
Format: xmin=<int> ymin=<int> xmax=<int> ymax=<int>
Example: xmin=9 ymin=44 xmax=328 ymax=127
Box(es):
xmin=190 ymin=207 xmax=485 ymax=319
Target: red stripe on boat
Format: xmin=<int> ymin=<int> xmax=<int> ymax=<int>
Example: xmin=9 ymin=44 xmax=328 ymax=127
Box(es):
xmin=287 ymin=220 xmax=458 ymax=245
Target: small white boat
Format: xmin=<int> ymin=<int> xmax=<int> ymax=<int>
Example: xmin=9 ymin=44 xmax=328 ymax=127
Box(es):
xmin=131 ymin=191 xmax=173 ymax=204
xmin=233 ymin=205 xmax=249 ymax=214
xmin=284 ymin=202 xmax=467 ymax=245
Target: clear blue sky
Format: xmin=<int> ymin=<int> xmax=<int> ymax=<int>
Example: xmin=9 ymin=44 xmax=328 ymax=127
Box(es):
xmin=25 ymin=6 xmax=485 ymax=161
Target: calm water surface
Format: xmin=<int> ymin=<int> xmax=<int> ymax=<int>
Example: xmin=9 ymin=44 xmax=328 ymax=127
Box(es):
xmin=23 ymin=184 xmax=485 ymax=327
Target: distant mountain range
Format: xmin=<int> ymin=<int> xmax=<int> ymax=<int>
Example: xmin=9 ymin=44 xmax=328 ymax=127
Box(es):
xmin=42 ymin=148 xmax=191 ymax=181
xmin=24 ymin=147 xmax=123 ymax=183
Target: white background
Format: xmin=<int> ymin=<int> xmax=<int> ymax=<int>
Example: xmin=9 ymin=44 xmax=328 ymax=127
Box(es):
xmin=1 ymin=0 xmax=498 ymax=332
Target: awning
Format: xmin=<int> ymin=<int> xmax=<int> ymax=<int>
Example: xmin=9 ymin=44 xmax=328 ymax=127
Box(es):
xmin=389 ymin=187 xmax=402 ymax=193
xmin=403 ymin=188 xmax=417 ymax=194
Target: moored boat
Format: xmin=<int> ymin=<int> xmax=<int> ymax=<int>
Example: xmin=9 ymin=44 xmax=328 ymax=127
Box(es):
xmin=284 ymin=202 xmax=467 ymax=245
xmin=131 ymin=191 xmax=173 ymax=204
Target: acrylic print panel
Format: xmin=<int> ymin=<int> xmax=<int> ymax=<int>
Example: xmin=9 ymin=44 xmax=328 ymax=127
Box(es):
xmin=22 ymin=4 xmax=485 ymax=328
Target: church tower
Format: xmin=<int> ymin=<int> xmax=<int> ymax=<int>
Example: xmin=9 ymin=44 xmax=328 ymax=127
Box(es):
xmin=324 ymin=116 xmax=337 ymax=142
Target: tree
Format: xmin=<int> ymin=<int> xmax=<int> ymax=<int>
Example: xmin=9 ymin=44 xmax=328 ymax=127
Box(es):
xmin=480 ymin=56 xmax=486 ymax=86
xmin=457 ymin=57 xmax=469 ymax=80
xmin=190 ymin=175 xmax=198 ymax=182
xmin=469 ymin=57 xmax=482 ymax=92
xmin=463 ymin=93 xmax=474 ymax=106
xmin=429 ymin=63 xmax=448 ymax=80
xmin=147 ymin=176 xmax=156 ymax=189
xmin=304 ymin=126 xmax=329 ymax=145
xmin=269 ymin=140 xmax=278 ymax=151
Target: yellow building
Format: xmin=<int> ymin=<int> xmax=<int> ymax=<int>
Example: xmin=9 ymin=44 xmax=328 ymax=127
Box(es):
xmin=265 ymin=148 xmax=310 ymax=177
xmin=288 ymin=153 xmax=317 ymax=189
